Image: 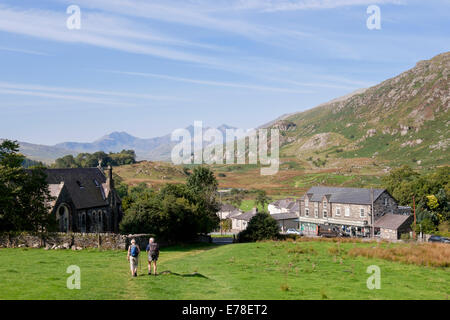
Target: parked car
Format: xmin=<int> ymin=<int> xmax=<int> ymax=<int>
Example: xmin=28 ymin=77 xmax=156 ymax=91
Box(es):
xmin=428 ymin=235 xmax=450 ymax=243
xmin=286 ymin=229 xmax=302 ymax=235
xmin=318 ymin=225 xmax=339 ymax=238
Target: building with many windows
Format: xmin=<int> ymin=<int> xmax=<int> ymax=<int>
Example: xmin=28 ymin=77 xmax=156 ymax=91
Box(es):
xmin=298 ymin=186 xmax=410 ymax=238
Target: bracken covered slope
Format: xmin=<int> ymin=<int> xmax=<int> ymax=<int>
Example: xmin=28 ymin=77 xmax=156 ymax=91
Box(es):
xmin=277 ymin=52 xmax=450 ymax=168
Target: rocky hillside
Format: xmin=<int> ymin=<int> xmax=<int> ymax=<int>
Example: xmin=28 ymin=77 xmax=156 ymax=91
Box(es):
xmin=274 ymin=52 xmax=449 ymax=168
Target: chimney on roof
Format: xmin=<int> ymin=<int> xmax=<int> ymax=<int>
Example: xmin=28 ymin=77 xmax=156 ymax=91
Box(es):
xmin=107 ymin=165 xmax=114 ymax=190
xmin=97 ymin=159 xmax=104 ymax=174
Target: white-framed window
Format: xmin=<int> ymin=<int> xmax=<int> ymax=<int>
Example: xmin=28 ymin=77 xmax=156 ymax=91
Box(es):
xmin=323 ymin=201 xmax=327 ymax=209
xmin=314 ymin=209 xmax=318 ymax=218
xmin=360 ymin=208 xmax=365 ymax=217
xmin=345 ymin=207 xmax=350 ymax=217
xmin=336 ymin=207 xmax=341 ymax=216
xmin=305 ymin=208 xmax=309 ymax=217
xmin=305 ymin=198 xmax=309 ymax=207
xmin=323 ymin=210 xmax=328 ymax=218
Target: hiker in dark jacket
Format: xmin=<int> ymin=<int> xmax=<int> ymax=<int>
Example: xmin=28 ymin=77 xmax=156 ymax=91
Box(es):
xmin=127 ymin=239 xmax=140 ymax=277
xmin=146 ymin=237 xmax=160 ymax=276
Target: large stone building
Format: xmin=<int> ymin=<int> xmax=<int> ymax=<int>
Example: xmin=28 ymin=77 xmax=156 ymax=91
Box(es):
xmin=45 ymin=166 xmax=123 ymax=233
xmin=298 ymin=186 xmax=411 ymax=239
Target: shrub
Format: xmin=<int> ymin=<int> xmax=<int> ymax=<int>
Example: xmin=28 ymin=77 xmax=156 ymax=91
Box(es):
xmin=238 ymin=212 xmax=279 ymax=242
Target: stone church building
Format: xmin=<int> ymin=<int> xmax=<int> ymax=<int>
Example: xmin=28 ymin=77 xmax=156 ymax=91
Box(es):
xmin=45 ymin=166 xmax=123 ymax=233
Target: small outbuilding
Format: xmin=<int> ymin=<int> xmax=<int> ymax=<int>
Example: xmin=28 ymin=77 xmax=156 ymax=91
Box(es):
xmin=271 ymin=213 xmax=299 ymax=233
xmin=374 ymin=214 xmax=413 ymax=240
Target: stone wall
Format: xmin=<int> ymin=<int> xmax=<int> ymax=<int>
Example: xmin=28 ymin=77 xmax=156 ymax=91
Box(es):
xmin=0 ymin=232 xmax=151 ymax=250
xmin=0 ymin=233 xmax=211 ymax=250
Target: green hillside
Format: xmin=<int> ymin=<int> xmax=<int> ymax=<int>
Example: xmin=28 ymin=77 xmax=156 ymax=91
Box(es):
xmin=274 ymin=52 xmax=449 ymax=169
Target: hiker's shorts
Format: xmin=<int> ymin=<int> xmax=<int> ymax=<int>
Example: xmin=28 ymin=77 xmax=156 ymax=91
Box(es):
xmin=130 ymin=256 xmax=138 ymax=269
xmin=148 ymin=253 xmax=159 ymax=262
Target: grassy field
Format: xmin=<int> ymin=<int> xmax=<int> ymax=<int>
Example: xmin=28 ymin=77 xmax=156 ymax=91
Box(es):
xmin=1 ymin=241 xmax=449 ymax=300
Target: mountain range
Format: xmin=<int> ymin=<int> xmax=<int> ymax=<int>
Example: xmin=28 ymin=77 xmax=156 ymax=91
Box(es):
xmin=14 ymin=124 xmax=236 ymax=163
xmin=8 ymin=52 xmax=450 ymax=168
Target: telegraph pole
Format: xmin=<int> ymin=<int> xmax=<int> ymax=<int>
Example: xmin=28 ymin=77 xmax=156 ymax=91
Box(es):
xmin=371 ymin=188 xmax=375 ymax=238
xmin=413 ymin=195 xmax=416 ymax=240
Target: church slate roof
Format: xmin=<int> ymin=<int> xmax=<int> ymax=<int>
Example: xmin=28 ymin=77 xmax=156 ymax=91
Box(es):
xmin=44 ymin=168 xmax=109 ymax=210
xmin=305 ymin=186 xmax=385 ymax=205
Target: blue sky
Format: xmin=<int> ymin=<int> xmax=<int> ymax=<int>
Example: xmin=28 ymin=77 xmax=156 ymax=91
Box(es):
xmin=0 ymin=0 xmax=449 ymax=145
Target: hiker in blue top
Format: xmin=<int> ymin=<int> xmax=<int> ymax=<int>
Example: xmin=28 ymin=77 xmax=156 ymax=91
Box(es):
xmin=146 ymin=237 xmax=160 ymax=276
xmin=127 ymin=239 xmax=140 ymax=277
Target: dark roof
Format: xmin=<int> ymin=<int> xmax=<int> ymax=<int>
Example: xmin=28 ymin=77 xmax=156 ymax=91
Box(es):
xmin=271 ymin=213 xmax=299 ymax=221
xmin=233 ymin=208 xmax=257 ymax=221
xmin=289 ymin=201 xmax=299 ymax=213
xmin=305 ymin=186 xmax=385 ymax=205
xmin=44 ymin=168 xmax=109 ymax=210
xmin=270 ymin=198 xmax=295 ymax=209
xmin=219 ymin=203 xmax=237 ymax=212
xmin=228 ymin=209 xmax=243 ymax=218
xmin=375 ymin=214 xmax=412 ymax=230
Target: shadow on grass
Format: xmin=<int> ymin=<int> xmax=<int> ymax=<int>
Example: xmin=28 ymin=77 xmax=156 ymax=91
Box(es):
xmin=160 ymin=242 xmax=219 ymax=253
xmin=158 ymin=270 xmax=210 ymax=279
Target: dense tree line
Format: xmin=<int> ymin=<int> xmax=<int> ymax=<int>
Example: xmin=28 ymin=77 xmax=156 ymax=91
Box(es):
xmin=382 ymin=165 xmax=449 ymax=234
xmin=22 ymin=158 xmax=45 ymax=168
xmin=119 ymin=167 xmax=220 ymax=242
xmin=53 ymin=150 xmax=136 ymax=168
xmin=0 ymin=140 xmax=53 ymax=233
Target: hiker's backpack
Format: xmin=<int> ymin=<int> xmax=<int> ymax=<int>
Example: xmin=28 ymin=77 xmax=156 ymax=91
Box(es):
xmin=130 ymin=245 xmax=139 ymax=257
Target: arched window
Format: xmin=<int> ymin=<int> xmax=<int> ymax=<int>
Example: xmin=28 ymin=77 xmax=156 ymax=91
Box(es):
xmin=81 ymin=212 xmax=86 ymax=233
xmin=99 ymin=211 xmax=104 ymax=232
xmin=56 ymin=204 xmax=70 ymax=232
xmin=92 ymin=211 xmax=97 ymax=232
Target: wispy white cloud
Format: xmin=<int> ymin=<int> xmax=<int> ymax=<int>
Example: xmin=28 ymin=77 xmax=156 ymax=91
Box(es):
xmin=0 ymin=88 xmax=124 ymax=106
xmin=0 ymin=46 xmax=49 ymax=56
xmin=103 ymin=70 xmax=315 ymax=94
xmin=0 ymin=4 xmax=221 ymax=65
xmin=0 ymin=81 xmax=190 ymax=107
xmin=231 ymin=0 xmax=406 ymax=12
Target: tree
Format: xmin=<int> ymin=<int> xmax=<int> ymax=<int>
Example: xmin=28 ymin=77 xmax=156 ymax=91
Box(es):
xmin=53 ymin=149 xmax=136 ymax=168
xmin=228 ymin=188 xmax=244 ymax=208
xmin=220 ymin=219 xmax=232 ymax=232
xmin=186 ymin=166 xmax=220 ymax=234
xmin=120 ymin=168 xmax=220 ymax=241
xmin=238 ymin=212 xmax=279 ymax=242
xmin=255 ymin=190 xmax=270 ymax=210
xmin=0 ymin=140 xmax=53 ymax=232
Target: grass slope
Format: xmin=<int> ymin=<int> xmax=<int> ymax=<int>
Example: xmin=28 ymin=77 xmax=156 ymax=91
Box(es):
xmin=1 ymin=241 xmax=448 ymax=300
